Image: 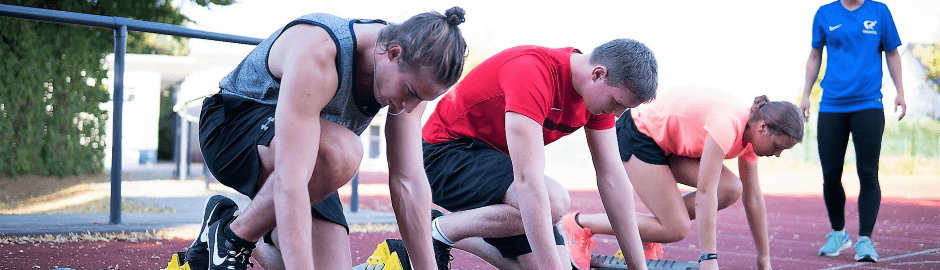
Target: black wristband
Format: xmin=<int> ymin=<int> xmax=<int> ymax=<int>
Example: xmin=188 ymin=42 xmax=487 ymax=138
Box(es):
xmin=699 ymin=253 xmax=718 ymax=263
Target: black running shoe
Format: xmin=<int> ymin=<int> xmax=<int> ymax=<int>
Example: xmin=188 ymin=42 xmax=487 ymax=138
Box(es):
xmin=207 ymin=216 xmax=255 ymax=270
xmin=431 ymin=209 xmax=454 ymax=270
xmin=185 ymin=195 xmax=238 ymax=270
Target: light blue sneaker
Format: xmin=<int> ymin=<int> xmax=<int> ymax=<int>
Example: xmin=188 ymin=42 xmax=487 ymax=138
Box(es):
xmin=819 ymin=230 xmax=852 ymax=257
xmin=854 ymin=236 xmax=880 ymax=262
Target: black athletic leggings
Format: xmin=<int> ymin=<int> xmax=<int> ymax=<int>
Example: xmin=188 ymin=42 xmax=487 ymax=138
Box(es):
xmin=817 ymin=108 xmax=884 ymax=237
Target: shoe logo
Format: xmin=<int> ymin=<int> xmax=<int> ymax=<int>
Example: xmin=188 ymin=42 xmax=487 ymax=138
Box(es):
xmin=211 ymin=225 xmax=227 ymax=266
xmin=200 ymin=203 xmax=222 ymax=243
xmin=863 ymin=20 xmax=877 ymax=34
xmin=828 ymin=24 xmax=842 ymax=31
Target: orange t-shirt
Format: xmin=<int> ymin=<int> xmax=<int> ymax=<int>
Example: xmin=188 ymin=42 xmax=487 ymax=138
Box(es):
xmin=630 ymin=88 xmax=759 ymax=163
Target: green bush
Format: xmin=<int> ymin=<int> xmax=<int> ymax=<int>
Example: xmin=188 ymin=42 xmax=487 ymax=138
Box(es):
xmin=0 ymin=0 xmax=231 ymax=177
xmin=0 ymin=10 xmax=111 ymax=177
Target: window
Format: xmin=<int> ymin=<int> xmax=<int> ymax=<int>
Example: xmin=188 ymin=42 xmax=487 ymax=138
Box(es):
xmin=369 ymin=125 xmax=381 ymax=158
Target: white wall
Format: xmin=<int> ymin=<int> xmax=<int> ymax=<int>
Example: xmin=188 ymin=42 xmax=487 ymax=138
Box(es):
xmin=103 ymin=71 xmax=161 ymax=168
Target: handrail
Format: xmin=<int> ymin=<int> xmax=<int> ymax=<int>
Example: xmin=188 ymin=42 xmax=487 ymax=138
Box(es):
xmin=0 ymin=4 xmax=263 ymax=45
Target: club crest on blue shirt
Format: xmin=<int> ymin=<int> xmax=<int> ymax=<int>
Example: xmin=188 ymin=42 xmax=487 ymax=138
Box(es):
xmin=863 ymin=20 xmax=877 ymax=35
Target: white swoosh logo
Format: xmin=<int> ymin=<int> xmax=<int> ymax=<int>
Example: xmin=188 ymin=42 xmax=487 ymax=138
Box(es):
xmin=192 ymin=200 xmax=222 ymax=246
xmin=829 ymin=24 xmax=842 ymax=31
xmin=211 ymin=225 xmax=227 ymax=266
xmin=201 ymin=203 xmax=221 ymax=242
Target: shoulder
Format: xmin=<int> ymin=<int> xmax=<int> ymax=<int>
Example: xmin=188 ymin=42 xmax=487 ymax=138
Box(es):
xmin=277 ymin=25 xmax=338 ymax=60
xmin=867 ymin=1 xmax=890 ymax=10
xmin=816 ymin=1 xmax=840 ymax=14
xmin=294 ymin=13 xmax=349 ymax=26
xmin=868 ymin=1 xmax=895 ymax=16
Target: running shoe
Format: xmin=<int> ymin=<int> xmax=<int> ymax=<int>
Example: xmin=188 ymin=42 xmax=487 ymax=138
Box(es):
xmin=559 ymin=212 xmax=595 ymax=270
xmin=207 ymin=216 xmax=255 ymax=270
xmin=854 ymin=236 xmax=879 ymax=262
xmin=432 ymin=209 xmax=453 ymax=270
xmin=185 ymin=195 xmax=238 ymax=270
xmin=819 ymin=230 xmax=852 ymax=257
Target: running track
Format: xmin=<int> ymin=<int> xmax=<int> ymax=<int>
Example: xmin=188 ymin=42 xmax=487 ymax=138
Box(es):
xmin=2 ymin=171 xmax=938 ymax=269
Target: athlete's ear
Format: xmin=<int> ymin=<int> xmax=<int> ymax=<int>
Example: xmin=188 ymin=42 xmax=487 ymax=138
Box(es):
xmin=758 ymin=121 xmax=770 ymax=134
xmin=592 ymin=66 xmax=607 ymax=82
xmin=386 ymin=44 xmax=403 ymax=62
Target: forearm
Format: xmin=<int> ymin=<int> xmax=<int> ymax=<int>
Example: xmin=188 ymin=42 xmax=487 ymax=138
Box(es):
xmin=696 ymin=138 xmax=724 ymax=254
xmin=516 ymin=173 xmax=564 ymax=270
xmin=886 ymin=51 xmax=904 ymax=95
xmin=743 ymin=192 xmax=771 ymax=257
xmin=388 ymin=173 xmax=435 ymax=269
xmin=597 ymin=175 xmax=647 ymax=270
xmin=695 ymin=186 xmax=719 ymax=253
xmin=273 ymin=183 xmax=314 ymax=269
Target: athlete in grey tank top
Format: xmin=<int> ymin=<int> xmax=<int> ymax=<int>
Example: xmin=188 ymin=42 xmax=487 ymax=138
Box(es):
xmin=198 ymin=7 xmax=469 ymax=270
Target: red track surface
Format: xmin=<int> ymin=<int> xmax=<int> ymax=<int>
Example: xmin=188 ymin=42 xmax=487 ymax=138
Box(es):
xmin=3 ymin=171 xmax=938 ymax=269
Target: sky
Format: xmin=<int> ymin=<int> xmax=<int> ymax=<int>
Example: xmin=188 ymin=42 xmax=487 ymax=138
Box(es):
xmin=180 ymin=0 xmax=940 ymax=106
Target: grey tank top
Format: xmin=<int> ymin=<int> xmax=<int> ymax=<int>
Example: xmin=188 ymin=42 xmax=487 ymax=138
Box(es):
xmin=219 ymin=13 xmax=387 ymax=135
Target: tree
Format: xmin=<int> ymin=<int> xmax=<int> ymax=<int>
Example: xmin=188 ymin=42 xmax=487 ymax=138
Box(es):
xmin=0 ymin=0 xmax=232 ymax=177
xmin=912 ymin=40 xmax=940 ymax=93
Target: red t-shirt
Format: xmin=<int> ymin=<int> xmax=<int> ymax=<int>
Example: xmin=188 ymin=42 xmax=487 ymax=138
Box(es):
xmin=631 ymin=87 xmax=759 ymax=163
xmin=423 ymin=46 xmax=615 ymax=155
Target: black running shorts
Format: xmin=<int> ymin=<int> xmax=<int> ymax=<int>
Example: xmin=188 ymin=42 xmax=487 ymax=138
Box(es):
xmin=199 ymin=93 xmax=348 ymax=232
xmin=423 ymin=137 xmax=564 ymax=258
xmin=615 ymin=110 xmax=671 ymax=166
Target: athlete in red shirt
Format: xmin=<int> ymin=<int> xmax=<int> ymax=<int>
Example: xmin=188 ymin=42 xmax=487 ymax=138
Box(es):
xmin=423 ymin=40 xmax=657 ymax=270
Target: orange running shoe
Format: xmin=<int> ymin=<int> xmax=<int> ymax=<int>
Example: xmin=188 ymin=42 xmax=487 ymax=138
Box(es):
xmin=559 ymin=212 xmax=596 ymax=270
xmin=643 ymin=242 xmax=664 ymax=260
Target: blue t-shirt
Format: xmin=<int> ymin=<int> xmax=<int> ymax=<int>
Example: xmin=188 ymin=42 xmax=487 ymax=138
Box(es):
xmin=812 ymin=0 xmax=901 ymax=113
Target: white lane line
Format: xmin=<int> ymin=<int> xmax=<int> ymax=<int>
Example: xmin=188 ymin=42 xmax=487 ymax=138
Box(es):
xmin=818 ymin=248 xmax=940 ymax=270
xmin=891 ymin=261 xmax=940 ymax=265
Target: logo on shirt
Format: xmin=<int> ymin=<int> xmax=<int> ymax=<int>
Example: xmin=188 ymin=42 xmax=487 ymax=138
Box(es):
xmin=862 ymin=20 xmax=877 ymax=35
xmin=828 ymin=24 xmax=842 ymax=31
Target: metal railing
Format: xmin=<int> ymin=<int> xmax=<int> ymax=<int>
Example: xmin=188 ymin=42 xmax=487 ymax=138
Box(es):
xmin=0 ymin=4 xmax=263 ymax=224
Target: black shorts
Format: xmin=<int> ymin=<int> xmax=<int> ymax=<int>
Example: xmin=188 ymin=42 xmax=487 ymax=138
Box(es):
xmin=199 ymin=93 xmax=348 ymax=232
xmin=615 ymin=110 xmax=671 ymax=166
xmin=423 ymin=137 xmax=564 ymax=259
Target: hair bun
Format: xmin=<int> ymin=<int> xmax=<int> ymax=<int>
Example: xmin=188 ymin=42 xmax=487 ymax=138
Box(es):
xmin=444 ymin=6 xmax=466 ymax=26
xmin=751 ymin=95 xmax=770 ymax=111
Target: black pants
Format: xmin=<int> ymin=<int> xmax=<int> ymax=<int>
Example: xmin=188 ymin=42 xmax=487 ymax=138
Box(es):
xmin=817 ymin=109 xmax=884 ymax=237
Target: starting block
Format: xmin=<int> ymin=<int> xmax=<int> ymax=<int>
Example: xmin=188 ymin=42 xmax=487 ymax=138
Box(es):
xmin=590 ymin=254 xmax=699 ymax=270
xmin=353 ymin=239 xmax=412 ymax=270
xmin=161 ymin=252 xmax=192 ymax=270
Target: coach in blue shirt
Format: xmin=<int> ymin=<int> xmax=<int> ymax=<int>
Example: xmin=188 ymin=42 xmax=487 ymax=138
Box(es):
xmin=799 ymin=0 xmax=905 ymax=263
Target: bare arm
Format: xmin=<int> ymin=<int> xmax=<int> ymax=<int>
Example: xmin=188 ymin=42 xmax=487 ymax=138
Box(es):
xmin=885 ymin=49 xmax=906 ymax=120
xmin=801 ymin=48 xmax=823 ymax=121
xmin=738 ymin=159 xmax=772 ymax=270
xmin=269 ymin=25 xmax=339 ymax=270
xmin=696 ymin=135 xmax=725 ymax=269
xmin=505 ymin=112 xmax=564 ymax=270
xmin=585 ymin=127 xmax=648 ymax=270
xmin=385 ymin=102 xmax=435 ymax=270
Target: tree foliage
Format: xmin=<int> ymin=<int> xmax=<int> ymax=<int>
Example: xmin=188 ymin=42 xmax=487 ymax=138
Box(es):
xmin=912 ymin=40 xmax=940 ymax=93
xmin=0 ymin=0 xmax=230 ymax=177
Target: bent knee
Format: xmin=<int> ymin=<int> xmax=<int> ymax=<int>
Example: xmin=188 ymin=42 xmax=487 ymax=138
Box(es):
xmin=549 ymin=189 xmax=571 ymax=224
xmin=719 ymin=181 xmax=743 ymax=209
xmin=661 ymin=220 xmax=691 ymax=243
xmin=317 ymin=133 xmax=363 ymax=178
